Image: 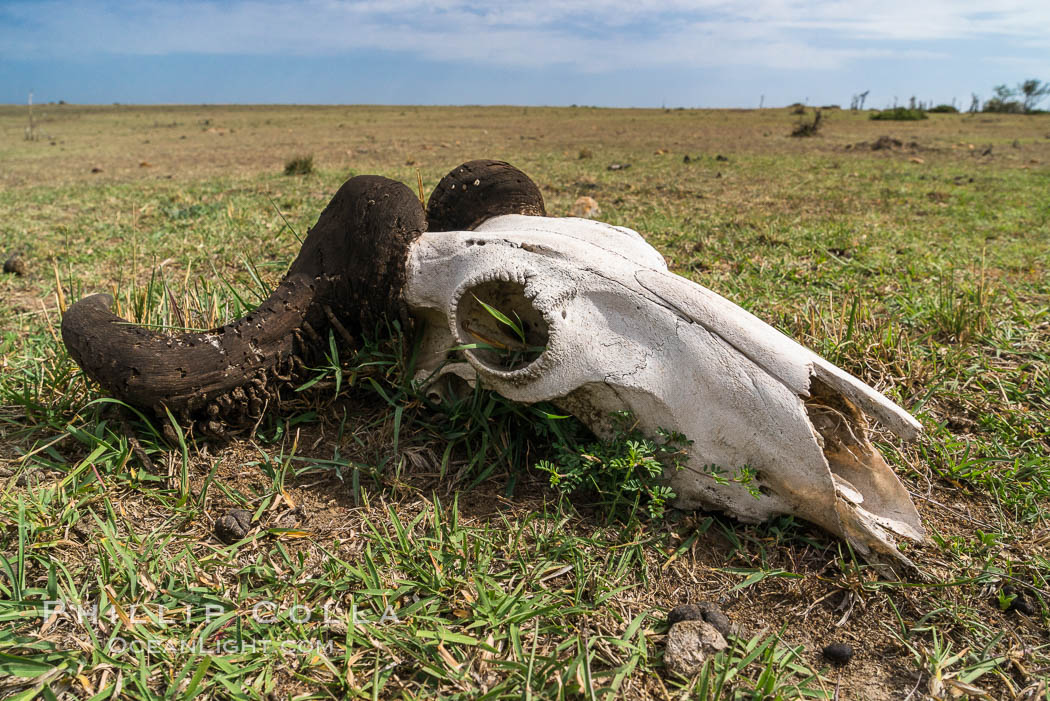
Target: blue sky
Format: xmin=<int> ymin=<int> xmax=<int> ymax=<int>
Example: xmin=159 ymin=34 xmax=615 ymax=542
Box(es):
xmin=1 ymin=1 xmax=1047 ymax=108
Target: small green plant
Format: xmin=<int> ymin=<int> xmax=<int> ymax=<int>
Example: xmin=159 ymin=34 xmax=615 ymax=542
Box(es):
xmin=677 ymin=632 xmax=830 ymax=699
xmin=870 ymin=107 xmax=927 ymax=121
xmin=536 ymin=411 xmax=691 ymax=520
xmin=295 ymin=329 xmax=343 ymax=397
xmin=537 ymin=413 xmax=765 ymax=521
xmin=698 ymin=462 xmax=762 ymax=499
xmin=283 ymin=154 xmax=314 ymax=175
xmin=888 ymin=626 xmax=1007 ymax=699
xmin=928 ymin=104 xmax=959 ymax=113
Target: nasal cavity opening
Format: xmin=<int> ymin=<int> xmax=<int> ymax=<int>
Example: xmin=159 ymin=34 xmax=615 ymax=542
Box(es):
xmin=456 ymin=280 xmax=549 ymax=372
xmin=805 ymin=376 xmax=882 ymax=508
xmin=805 ymin=375 xmax=922 ymax=533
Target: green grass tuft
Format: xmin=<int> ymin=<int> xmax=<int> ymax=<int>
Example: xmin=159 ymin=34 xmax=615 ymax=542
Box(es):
xmin=283 ymin=154 xmax=314 ymax=175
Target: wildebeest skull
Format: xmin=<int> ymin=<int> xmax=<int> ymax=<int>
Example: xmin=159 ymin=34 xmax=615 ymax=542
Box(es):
xmin=62 ymin=160 xmax=924 ymax=567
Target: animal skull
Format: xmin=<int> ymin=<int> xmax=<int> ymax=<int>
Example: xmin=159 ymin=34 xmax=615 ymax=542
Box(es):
xmin=405 ymin=214 xmax=924 ymax=565
xmin=60 ymin=160 xmax=924 ymax=568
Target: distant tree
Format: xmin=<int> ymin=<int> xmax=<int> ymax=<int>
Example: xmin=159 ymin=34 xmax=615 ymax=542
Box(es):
xmin=981 ymin=80 xmax=1049 ymax=113
xmin=984 ymin=84 xmax=1024 ymax=113
xmin=1018 ymin=79 xmax=1050 ymax=112
xmin=984 ymin=98 xmax=1024 ymax=113
xmin=993 ymin=84 xmax=1015 ymax=101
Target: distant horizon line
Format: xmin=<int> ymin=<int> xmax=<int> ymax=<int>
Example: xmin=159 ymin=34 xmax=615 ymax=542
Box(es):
xmin=0 ymin=101 xmax=952 ymax=110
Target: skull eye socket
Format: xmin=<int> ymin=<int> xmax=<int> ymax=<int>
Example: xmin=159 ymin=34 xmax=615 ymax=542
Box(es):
xmin=456 ymin=280 xmax=549 ymax=372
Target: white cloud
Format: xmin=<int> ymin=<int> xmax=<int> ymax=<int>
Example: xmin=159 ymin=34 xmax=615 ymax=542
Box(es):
xmin=1 ymin=0 xmax=1047 ymax=69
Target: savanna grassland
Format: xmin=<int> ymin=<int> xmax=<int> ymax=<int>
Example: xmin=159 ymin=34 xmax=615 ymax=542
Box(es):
xmin=1 ymin=103 xmax=1049 ymax=700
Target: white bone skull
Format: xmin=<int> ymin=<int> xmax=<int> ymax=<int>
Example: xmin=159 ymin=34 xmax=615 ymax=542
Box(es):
xmin=406 ymin=214 xmax=925 ymax=565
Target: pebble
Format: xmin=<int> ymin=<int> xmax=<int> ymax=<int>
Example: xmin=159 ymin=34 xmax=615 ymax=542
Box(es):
xmin=214 ymin=508 xmax=254 ymax=543
xmin=822 ymin=642 xmax=853 ymax=665
xmin=569 ymin=196 xmax=600 ymax=218
xmin=3 ymin=254 xmax=26 ymax=276
xmin=697 ymin=601 xmax=732 ymax=639
xmin=668 ymin=601 xmax=733 ymax=638
xmin=15 ymin=467 xmax=57 ymax=487
xmin=667 ymin=603 xmax=703 ymax=625
xmin=664 ymin=620 xmax=728 ymax=677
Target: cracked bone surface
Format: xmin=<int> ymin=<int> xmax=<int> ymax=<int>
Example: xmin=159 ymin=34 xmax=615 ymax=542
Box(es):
xmin=406 ymin=213 xmax=925 ymax=565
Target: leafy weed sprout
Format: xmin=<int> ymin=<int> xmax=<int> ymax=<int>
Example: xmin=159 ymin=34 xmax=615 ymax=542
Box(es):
xmin=537 ymin=411 xmax=690 ymax=520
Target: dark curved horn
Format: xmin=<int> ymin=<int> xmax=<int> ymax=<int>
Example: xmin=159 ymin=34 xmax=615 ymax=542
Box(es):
xmin=426 ymin=160 xmax=545 ymax=232
xmin=61 ymin=175 xmax=425 ymax=424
